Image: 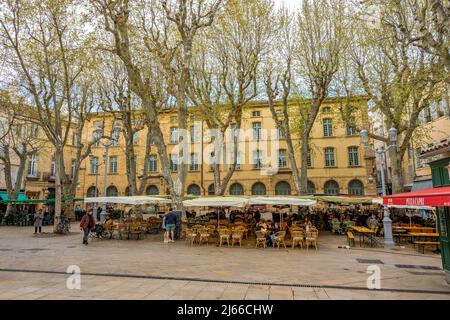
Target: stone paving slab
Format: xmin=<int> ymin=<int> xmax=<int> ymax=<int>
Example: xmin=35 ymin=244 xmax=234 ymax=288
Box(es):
xmin=0 ymin=226 xmax=449 ymax=300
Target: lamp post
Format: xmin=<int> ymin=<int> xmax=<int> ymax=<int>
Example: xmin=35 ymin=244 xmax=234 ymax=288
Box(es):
xmin=88 ymin=153 xmax=99 ymax=219
xmin=360 ymin=126 xmax=398 ymax=247
xmin=92 ymin=124 xmax=121 ymax=224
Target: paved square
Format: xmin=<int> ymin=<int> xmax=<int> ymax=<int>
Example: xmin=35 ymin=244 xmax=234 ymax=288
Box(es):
xmin=0 ymin=226 xmax=449 ymax=300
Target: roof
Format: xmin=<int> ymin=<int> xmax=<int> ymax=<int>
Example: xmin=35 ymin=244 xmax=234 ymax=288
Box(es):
xmin=419 ymin=138 xmax=450 ymax=158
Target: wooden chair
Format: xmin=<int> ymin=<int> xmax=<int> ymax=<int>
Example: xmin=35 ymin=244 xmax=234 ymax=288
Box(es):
xmin=255 ymin=231 xmax=267 ymax=249
xmin=218 ymin=229 xmax=231 ymax=247
xmin=184 ymin=228 xmax=197 ymax=246
xmin=291 ymin=231 xmax=304 ymax=249
xmin=129 ymin=223 xmax=145 ymax=240
xmin=272 ymin=231 xmax=287 ymax=249
xmin=231 ymin=230 xmax=245 ymax=247
xmin=305 ymin=231 xmax=318 ymax=251
xmin=117 ymin=223 xmax=130 ymax=240
xmin=198 ymin=227 xmax=211 ymax=246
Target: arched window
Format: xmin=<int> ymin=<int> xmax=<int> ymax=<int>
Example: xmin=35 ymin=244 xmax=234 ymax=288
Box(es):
xmin=229 ymin=183 xmax=244 ymax=196
xmin=251 ymin=182 xmax=266 ymax=195
xmin=187 ymin=184 xmax=201 ymax=196
xmin=324 ymin=180 xmax=340 ymax=195
xmin=86 ymin=186 xmax=98 ymax=198
xmin=307 ymin=181 xmax=316 ymax=194
xmin=208 ymin=184 xmax=215 ymax=196
xmin=275 ymin=181 xmax=291 ymax=195
xmin=106 ymin=186 xmax=118 ymax=197
xmin=348 ymin=179 xmax=364 ymax=196
xmin=146 ymin=185 xmax=159 ymax=195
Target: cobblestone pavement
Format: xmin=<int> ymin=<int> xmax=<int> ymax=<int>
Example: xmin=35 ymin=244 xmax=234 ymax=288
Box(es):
xmin=0 ymin=226 xmax=449 ymax=300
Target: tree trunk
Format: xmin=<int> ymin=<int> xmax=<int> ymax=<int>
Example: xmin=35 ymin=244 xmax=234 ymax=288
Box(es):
xmin=300 ymin=99 xmax=322 ymax=194
xmin=53 ymin=146 xmax=65 ymax=232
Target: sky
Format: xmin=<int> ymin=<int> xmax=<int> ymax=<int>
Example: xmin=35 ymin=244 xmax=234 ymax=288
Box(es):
xmin=274 ymin=0 xmax=302 ymax=10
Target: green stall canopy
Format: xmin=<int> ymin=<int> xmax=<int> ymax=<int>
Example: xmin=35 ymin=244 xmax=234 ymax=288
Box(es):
xmin=0 ymin=193 xmax=28 ymax=202
xmin=2 ymin=197 xmax=84 ymax=204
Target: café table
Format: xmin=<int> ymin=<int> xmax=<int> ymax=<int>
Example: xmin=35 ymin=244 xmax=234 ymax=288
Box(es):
xmin=351 ymin=226 xmax=376 ymax=247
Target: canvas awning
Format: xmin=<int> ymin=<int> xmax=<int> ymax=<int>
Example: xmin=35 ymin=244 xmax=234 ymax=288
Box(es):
xmin=2 ymin=197 xmax=82 ymax=204
xmin=0 ymin=193 xmax=28 ymax=202
xmin=383 ymin=186 xmax=450 ymax=207
xmin=317 ymin=196 xmax=382 ymax=205
xmin=84 ymin=196 xmax=171 ymax=205
xmin=183 ymin=197 xmax=249 ymax=208
xmin=248 ymin=196 xmax=316 ymax=206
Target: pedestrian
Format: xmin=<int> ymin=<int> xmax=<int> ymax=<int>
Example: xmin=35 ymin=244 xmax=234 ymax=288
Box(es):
xmin=80 ymin=208 xmax=96 ymax=245
xmin=164 ymin=208 xmax=177 ymax=244
xmin=33 ymin=209 xmax=44 ymax=234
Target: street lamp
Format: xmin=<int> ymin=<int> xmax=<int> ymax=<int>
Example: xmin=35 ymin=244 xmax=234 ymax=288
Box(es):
xmin=88 ymin=153 xmax=99 ymax=218
xmin=360 ymin=126 xmax=398 ymax=247
xmin=92 ymin=124 xmax=121 ymax=224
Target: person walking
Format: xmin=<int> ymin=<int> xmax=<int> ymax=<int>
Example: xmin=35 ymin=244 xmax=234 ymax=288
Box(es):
xmin=33 ymin=209 xmax=44 ymax=234
xmin=80 ymin=208 xmax=96 ymax=245
xmin=164 ymin=209 xmax=177 ymax=244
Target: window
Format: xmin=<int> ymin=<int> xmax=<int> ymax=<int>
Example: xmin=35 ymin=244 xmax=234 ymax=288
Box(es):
xmin=90 ymin=156 xmax=98 ymax=174
xmin=307 ymin=181 xmax=316 ymax=194
xmin=111 ymin=122 xmax=120 ymax=146
xmin=275 ymin=181 xmax=291 ymax=195
xmin=189 ymin=125 xmax=199 ymax=143
xmin=31 ymin=124 xmax=39 ymax=138
xmin=251 ymin=182 xmax=266 ymax=195
xmin=146 ymin=185 xmax=159 ymax=195
xmin=348 ymin=180 xmax=364 ymax=196
xmin=252 ymin=110 xmax=261 ymax=117
xmin=170 ymin=116 xmax=177 ymax=123
xmin=324 ymin=180 xmax=340 ymax=195
xmin=252 ymin=122 xmax=262 ymax=140
xmin=71 ymin=159 xmax=76 ymax=178
xmin=347 ymin=126 xmax=357 ymax=136
xmin=323 ymin=106 xmax=331 ymax=113
xmin=148 ymin=155 xmax=158 ymax=172
xmin=229 ymin=183 xmax=244 ymax=195
xmin=348 ymin=147 xmax=359 ymax=166
xmin=208 ymin=184 xmax=215 ymax=196
xmin=133 ymin=132 xmax=139 ymax=145
xmin=170 ymin=127 xmax=179 ymax=144
xmin=278 ymin=149 xmax=287 ymax=168
xmin=253 ymin=150 xmax=263 ymax=169
xmin=325 ymin=147 xmax=335 ymax=167
xmin=170 ymin=154 xmax=178 ymax=172
xmin=72 ymin=133 xmax=79 ymax=146
xmin=109 ymin=156 xmax=118 ymax=174
xmin=94 ymin=120 xmax=103 ymax=128
xmin=323 ymin=119 xmax=333 ymax=137
xmin=28 ymin=154 xmax=38 ymax=177
xmin=86 ymin=186 xmax=98 ymax=198
xmin=307 ymin=149 xmax=312 ymax=168
xmin=235 ymin=152 xmax=241 ymax=170
xmin=209 ymin=152 xmax=216 ymax=171
xmin=106 ymin=186 xmax=118 ymax=197
xmin=190 ymin=153 xmax=199 ymax=171
xmin=276 ymin=127 xmax=285 ymax=139
xmin=92 ymin=131 xmax=100 ymax=147
xmin=187 ymin=184 xmax=201 ymax=196
xmin=50 ymin=158 xmax=56 ymax=177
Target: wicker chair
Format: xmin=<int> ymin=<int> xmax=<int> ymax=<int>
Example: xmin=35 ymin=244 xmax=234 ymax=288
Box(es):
xmin=231 ymin=230 xmax=245 ymax=247
xmin=184 ymin=228 xmax=197 ymax=246
xmin=218 ymin=229 xmax=231 ymax=247
xmin=305 ymin=231 xmax=318 ymax=251
xmin=272 ymin=231 xmax=287 ymax=249
xmin=198 ymin=227 xmax=211 ymax=246
xmin=291 ymin=231 xmax=304 ymax=249
xmin=255 ymin=231 xmax=266 ymax=249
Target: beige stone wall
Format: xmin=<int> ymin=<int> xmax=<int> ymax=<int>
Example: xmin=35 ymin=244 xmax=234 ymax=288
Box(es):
xmin=78 ymin=97 xmax=377 ymax=198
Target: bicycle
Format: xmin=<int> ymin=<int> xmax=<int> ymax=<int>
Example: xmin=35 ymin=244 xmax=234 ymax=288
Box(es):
xmin=55 ymin=215 xmax=71 ymax=234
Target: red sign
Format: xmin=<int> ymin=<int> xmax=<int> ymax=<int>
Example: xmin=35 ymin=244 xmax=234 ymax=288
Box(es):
xmin=383 ymin=186 xmax=450 ymax=207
